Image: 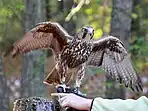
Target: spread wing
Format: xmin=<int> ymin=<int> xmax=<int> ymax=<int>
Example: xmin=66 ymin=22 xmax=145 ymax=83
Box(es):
xmin=87 ymin=36 xmax=143 ymax=92
xmin=5 ymin=21 xmax=73 ymax=58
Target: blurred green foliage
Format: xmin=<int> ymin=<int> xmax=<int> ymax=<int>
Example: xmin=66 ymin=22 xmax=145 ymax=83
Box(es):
xmin=74 ymin=0 xmax=112 ymax=38
xmin=83 ymin=0 xmax=112 ymax=38
xmin=129 ymin=0 xmax=148 ymax=71
xmin=0 ymin=0 xmax=24 ymax=52
xmin=130 ymin=36 xmax=148 ymax=71
xmin=33 ymin=53 xmax=46 ymax=76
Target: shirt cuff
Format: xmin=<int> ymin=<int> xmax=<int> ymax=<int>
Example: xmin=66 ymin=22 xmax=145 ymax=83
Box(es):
xmin=90 ymin=98 xmax=95 ymax=111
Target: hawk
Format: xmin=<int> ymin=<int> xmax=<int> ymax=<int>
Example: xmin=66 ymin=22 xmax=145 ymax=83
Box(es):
xmin=5 ymin=21 xmax=142 ymax=93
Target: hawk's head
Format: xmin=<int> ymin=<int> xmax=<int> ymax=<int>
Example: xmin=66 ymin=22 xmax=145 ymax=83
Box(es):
xmin=76 ymin=26 xmax=94 ymax=40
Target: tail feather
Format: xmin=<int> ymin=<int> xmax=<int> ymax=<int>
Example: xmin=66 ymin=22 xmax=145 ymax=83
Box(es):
xmin=43 ymin=65 xmax=74 ymax=86
xmin=43 ymin=65 xmax=61 ymax=85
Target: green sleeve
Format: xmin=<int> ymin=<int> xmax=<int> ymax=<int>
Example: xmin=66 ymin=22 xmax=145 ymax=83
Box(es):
xmin=90 ymin=96 xmax=148 ymax=111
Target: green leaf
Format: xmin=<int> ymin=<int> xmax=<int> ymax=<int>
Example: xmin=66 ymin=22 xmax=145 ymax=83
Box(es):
xmin=85 ymin=8 xmax=93 ymax=15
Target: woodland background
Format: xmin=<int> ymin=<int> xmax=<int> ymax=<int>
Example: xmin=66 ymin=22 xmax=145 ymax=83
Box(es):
xmin=0 ymin=0 xmax=147 ymax=110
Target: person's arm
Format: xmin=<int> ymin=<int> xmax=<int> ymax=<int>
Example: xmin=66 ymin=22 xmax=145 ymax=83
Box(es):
xmin=91 ymin=96 xmax=148 ymax=111
xmin=52 ymin=93 xmax=148 ymax=111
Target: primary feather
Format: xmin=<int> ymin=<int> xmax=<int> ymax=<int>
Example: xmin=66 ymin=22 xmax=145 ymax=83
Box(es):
xmin=5 ymin=21 xmax=72 ymax=58
xmin=87 ymin=36 xmax=143 ymax=92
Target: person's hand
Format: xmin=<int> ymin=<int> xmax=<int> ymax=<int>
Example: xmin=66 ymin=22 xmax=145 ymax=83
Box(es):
xmin=51 ymin=93 xmax=92 ymax=110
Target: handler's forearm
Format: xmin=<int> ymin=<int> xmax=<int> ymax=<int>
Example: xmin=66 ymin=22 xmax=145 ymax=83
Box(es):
xmin=83 ymin=98 xmax=92 ymax=110
xmin=90 ymin=96 xmax=148 ymax=111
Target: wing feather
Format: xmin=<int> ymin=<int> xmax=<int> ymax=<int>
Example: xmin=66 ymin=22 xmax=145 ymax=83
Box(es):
xmin=5 ymin=21 xmax=72 ymax=58
xmin=87 ymin=36 xmax=143 ymax=92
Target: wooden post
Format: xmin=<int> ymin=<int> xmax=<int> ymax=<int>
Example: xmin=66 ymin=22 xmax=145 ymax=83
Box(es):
xmin=13 ymin=97 xmax=54 ymax=111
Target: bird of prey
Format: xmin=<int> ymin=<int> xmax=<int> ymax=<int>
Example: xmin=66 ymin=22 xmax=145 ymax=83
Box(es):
xmin=5 ymin=21 xmax=142 ymax=93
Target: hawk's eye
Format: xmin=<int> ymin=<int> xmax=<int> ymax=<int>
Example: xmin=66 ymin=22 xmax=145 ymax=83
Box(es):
xmin=82 ymin=28 xmax=87 ymax=32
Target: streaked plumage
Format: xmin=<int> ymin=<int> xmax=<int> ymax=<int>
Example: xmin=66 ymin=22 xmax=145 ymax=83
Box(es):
xmin=86 ymin=36 xmax=142 ymax=92
xmin=5 ymin=21 xmax=143 ymax=92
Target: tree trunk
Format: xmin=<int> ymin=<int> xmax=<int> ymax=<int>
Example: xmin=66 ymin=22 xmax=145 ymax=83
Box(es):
xmin=131 ymin=0 xmax=140 ymax=37
xmin=63 ymin=0 xmax=76 ymax=35
xmin=58 ymin=0 xmax=76 ymax=35
xmin=106 ymin=0 xmax=133 ymax=99
xmin=21 ymin=0 xmax=46 ymax=97
xmin=0 ymin=53 xmax=9 ymax=111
